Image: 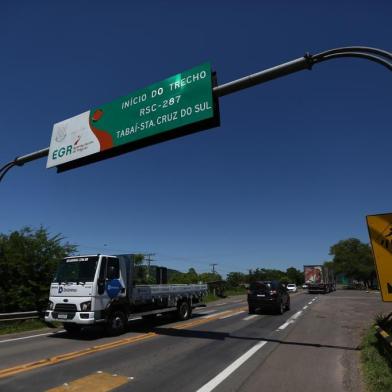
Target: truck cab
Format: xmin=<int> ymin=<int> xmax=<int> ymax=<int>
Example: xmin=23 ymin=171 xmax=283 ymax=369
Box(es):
xmin=45 ymin=255 xmax=126 ymax=331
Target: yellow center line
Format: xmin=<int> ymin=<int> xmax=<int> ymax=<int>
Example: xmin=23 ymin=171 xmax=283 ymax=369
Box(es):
xmin=0 ymin=305 xmax=247 ymax=380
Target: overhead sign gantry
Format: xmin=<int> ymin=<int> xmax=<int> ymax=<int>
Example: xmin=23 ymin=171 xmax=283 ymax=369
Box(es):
xmin=46 ymin=63 xmax=219 ymax=171
xmin=1 ymin=46 xmax=392 ymax=180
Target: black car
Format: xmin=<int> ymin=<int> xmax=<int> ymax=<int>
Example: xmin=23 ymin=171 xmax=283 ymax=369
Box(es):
xmin=247 ymin=280 xmax=290 ymax=314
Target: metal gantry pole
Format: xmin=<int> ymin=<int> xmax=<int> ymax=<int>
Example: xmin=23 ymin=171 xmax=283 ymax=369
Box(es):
xmin=1 ymin=46 xmax=391 ymax=182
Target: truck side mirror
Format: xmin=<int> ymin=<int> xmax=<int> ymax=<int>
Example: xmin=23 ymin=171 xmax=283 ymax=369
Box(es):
xmin=107 ymin=265 xmax=117 ymax=280
xmin=98 ymin=279 xmax=105 ymax=295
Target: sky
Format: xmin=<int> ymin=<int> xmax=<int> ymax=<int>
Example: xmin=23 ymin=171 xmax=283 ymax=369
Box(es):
xmin=1 ymin=1 xmax=391 ymax=277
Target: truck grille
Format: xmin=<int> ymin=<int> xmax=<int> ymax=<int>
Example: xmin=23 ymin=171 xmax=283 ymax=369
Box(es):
xmin=54 ymin=304 xmax=77 ymax=312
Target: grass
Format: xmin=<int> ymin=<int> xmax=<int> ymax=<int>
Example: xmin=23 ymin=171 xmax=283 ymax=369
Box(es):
xmin=0 ymin=319 xmax=59 ymax=336
xmin=205 ymin=288 xmax=246 ymax=303
xmin=361 ymin=326 xmax=392 ymax=392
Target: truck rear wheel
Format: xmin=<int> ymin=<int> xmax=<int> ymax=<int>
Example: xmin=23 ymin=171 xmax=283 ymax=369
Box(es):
xmin=177 ymin=301 xmax=191 ymax=321
xmin=106 ymin=310 xmax=127 ymax=336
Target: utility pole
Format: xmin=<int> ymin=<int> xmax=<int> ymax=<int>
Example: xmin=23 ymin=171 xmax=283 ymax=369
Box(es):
xmin=144 ymin=253 xmax=155 ymax=282
xmin=1 ymin=46 xmax=392 ymax=182
xmin=210 ymin=263 xmax=218 ymax=274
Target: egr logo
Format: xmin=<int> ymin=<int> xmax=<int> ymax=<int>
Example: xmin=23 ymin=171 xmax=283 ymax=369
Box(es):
xmin=52 ymin=145 xmax=73 ymax=160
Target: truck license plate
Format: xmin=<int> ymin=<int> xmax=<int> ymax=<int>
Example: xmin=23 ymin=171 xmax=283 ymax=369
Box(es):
xmin=58 ymin=314 xmax=67 ymax=319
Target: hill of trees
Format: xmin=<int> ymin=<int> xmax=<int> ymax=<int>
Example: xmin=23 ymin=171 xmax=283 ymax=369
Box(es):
xmin=0 ymin=226 xmax=376 ymax=313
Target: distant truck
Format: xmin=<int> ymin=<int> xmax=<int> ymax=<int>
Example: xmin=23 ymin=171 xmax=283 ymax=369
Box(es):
xmin=45 ymin=254 xmax=207 ymax=335
xmin=304 ymin=265 xmax=335 ymax=294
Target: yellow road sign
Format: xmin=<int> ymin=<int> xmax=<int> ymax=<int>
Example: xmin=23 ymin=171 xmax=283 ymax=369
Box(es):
xmin=367 ymin=213 xmax=392 ymax=301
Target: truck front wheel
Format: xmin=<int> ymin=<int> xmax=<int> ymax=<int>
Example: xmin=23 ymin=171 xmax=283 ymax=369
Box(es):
xmin=106 ymin=310 xmax=127 ymax=336
xmin=177 ymin=301 xmax=191 ymax=321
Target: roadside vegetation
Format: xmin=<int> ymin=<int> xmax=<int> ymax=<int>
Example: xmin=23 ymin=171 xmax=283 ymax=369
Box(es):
xmin=0 ymin=226 xmax=378 ymax=336
xmin=0 ymin=320 xmax=58 ymax=336
xmin=361 ymin=321 xmax=392 ymax=392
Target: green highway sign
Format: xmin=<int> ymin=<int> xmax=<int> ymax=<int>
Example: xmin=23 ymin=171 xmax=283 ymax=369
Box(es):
xmin=47 ymin=63 xmax=219 ymax=171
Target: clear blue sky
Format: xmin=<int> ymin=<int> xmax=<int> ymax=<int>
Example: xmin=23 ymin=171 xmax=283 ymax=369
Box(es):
xmin=1 ymin=1 xmax=391 ymax=277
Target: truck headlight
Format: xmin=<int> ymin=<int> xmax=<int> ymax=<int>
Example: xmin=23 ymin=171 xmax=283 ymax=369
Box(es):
xmin=48 ymin=300 xmax=54 ymax=310
xmin=80 ymin=301 xmax=91 ymax=311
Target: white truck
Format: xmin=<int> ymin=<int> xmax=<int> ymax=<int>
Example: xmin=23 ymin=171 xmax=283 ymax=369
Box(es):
xmin=45 ymin=254 xmax=207 ymax=335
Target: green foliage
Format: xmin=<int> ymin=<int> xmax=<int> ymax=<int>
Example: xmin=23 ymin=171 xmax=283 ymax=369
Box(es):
xmin=168 ymin=268 xmax=221 ymax=284
xmin=226 ymin=272 xmax=246 ymax=288
xmin=286 ymin=267 xmax=304 ymax=285
xmin=329 ymin=238 xmax=376 ymax=286
xmin=361 ymin=327 xmax=392 ymax=392
xmin=0 ymin=226 xmax=77 ymax=312
xmin=0 ymin=319 xmax=58 ymax=336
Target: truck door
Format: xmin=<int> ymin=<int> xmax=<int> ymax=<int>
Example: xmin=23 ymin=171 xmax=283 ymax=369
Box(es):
xmin=95 ymin=257 xmax=110 ymax=317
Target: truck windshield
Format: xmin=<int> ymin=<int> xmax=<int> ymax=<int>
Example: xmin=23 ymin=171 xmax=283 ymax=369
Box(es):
xmin=53 ymin=257 xmax=99 ymax=284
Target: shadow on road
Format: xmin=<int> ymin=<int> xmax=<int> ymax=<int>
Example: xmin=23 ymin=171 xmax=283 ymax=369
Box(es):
xmin=144 ymin=327 xmax=361 ymax=351
xmin=48 ymin=311 xmax=360 ymax=352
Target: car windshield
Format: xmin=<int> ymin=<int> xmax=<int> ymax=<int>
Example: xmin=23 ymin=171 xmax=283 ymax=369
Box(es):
xmin=53 ymin=256 xmax=99 ymax=284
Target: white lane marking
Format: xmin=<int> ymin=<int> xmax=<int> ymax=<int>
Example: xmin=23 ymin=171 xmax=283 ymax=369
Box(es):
xmin=243 ymin=314 xmax=258 ymax=321
xmin=303 ymin=305 xmax=308 ymax=310
xmin=277 ymin=321 xmax=293 ymax=330
xmin=215 ymin=302 xmax=227 ymax=306
xmin=219 ymin=311 xmax=245 ymax=320
xmin=196 ymin=340 xmax=267 ymax=392
xmin=292 ymin=310 xmax=303 ymax=319
xmin=197 ymin=309 xmax=216 ymax=315
xmin=308 ymin=301 xmax=313 ymax=305
xmin=277 ymin=310 xmax=303 ymax=331
xmin=201 ymin=311 xmax=231 ymax=319
xmin=0 ymin=330 xmax=65 ymax=344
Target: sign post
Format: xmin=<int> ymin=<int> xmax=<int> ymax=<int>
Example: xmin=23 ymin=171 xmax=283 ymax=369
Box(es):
xmin=47 ymin=63 xmax=219 ymax=171
xmin=367 ymin=213 xmax=392 ymax=301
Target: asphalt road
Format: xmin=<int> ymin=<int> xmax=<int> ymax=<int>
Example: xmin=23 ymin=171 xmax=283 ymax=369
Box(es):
xmin=0 ymin=290 xmax=390 ymax=391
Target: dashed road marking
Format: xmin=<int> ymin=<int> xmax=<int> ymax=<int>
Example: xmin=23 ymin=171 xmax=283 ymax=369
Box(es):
xmin=243 ymin=314 xmax=258 ymax=321
xmin=219 ymin=311 xmax=246 ymax=320
xmin=0 ymin=330 xmax=65 ymax=344
xmin=277 ymin=310 xmax=303 ymax=331
xmin=303 ymin=305 xmax=308 ymax=310
xmin=197 ymin=309 xmax=216 ymax=315
xmin=196 ymin=340 xmax=268 ymax=392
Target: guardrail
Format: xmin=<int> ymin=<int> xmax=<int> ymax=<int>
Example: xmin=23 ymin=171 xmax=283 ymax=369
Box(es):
xmin=375 ymin=325 xmax=392 ymax=362
xmin=0 ymin=311 xmax=40 ymax=322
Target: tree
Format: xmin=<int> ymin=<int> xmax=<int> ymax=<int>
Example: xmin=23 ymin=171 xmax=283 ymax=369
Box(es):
xmin=226 ymin=272 xmax=246 ymax=288
xmin=0 ymin=226 xmax=77 ymax=312
xmin=286 ymin=267 xmax=304 ymax=285
xmin=329 ymin=238 xmax=375 ymax=288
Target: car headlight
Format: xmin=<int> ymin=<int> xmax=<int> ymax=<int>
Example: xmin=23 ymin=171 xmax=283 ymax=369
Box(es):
xmin=80 ymin=301 xmax=91 ymax=311
xmin=48 ymin=300 xmax=54 ymax=310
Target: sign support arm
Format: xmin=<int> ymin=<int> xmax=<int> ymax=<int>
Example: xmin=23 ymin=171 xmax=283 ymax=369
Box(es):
xmin=1 ymin=46 xmax=391 ymax=182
